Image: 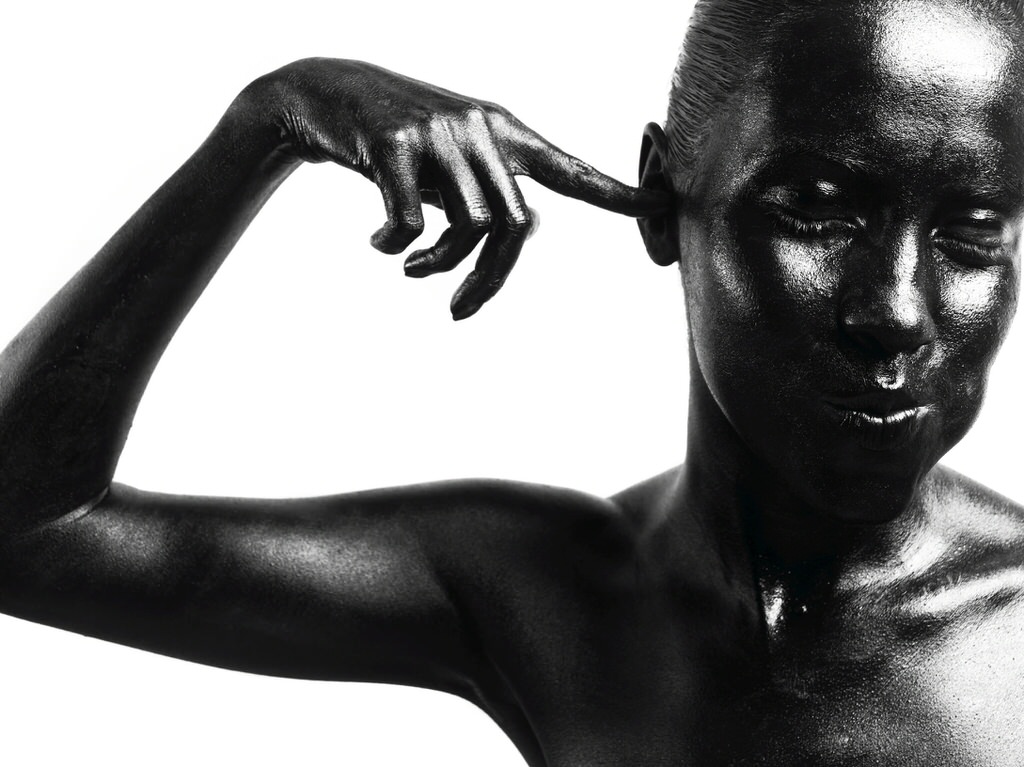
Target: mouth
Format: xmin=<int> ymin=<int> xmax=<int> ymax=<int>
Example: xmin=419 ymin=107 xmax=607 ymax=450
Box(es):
xmin=823 ymin=391 xmax=932 ymax=451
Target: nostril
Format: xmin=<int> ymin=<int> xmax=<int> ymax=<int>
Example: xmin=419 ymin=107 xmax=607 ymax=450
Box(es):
xmin=840 ymin=290 xmax=936 ymax=356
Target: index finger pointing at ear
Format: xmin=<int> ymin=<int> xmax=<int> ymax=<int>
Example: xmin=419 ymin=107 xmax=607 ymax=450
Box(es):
xmin=515 ymin=129 xmax=673 ymax=218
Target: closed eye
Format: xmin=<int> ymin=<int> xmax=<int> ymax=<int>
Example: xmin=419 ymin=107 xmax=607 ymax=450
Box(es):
xmin=932 ymin=213 xmax=1011 ymax=267
xmin=768 ymin=205 xmax=862 ymax=240
xmin=761 ymin=181 xmax=865 ymax=241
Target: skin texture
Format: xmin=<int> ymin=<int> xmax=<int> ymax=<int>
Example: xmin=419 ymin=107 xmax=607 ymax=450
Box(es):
xmin=1 ymin=3 xmax=1024 ymax=767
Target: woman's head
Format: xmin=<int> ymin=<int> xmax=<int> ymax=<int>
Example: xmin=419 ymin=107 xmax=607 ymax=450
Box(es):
xmin=641 ymin=0 xmax=1024 ymax=521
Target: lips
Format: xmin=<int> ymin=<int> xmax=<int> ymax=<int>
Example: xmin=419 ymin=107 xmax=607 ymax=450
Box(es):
xmin=823 ymin=390 xmax=931 ymax=451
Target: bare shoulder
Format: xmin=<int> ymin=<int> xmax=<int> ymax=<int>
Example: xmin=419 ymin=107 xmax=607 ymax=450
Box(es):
xmin=609 ymin=464 xmax=687 ymax=536
xmin=927 ymin=464 xmax=1024 ymax=532
xmin=864 ymin=465 xmax=1024 ymax=627
xmin=916 ymin=464 xmax=1024 ymax=574
xmin=401 ymin=476 xmax=645 ymax=573
xmin=387 ymin=472 xmax=679 ymax=633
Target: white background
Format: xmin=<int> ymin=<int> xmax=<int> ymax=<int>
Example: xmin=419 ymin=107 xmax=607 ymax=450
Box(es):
xmin=1 ymin=1 xmax=1022 ymax=765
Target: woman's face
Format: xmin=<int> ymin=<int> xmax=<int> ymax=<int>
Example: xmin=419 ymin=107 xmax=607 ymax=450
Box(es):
xmin=681 ymin=0 xmax=1024 ymax=522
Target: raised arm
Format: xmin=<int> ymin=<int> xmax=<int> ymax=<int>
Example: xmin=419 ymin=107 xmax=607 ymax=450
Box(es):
xmin=0 ymin=58 xmax=668 ymax=534
xmin=0 ymin=59 xmax=661 ymax=698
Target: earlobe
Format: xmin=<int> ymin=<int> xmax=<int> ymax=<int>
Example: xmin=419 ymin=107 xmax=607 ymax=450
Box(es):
xmin=637 ymin=123 xmax=679 ymax=267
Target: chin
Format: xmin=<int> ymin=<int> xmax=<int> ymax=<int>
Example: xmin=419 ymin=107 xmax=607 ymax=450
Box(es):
xmin=772 ymin=402 xmax=958 ymax=526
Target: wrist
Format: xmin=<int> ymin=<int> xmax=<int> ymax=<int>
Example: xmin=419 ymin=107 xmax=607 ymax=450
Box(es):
xmin=220 ymin=73 xmax=305 ymax=171
xmin=233 ymin=59 xmax=365 ymax=167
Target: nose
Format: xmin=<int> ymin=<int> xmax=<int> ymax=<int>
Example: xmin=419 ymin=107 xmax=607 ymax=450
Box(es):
xmin=839 ymin=227 xmax=937 ymax=357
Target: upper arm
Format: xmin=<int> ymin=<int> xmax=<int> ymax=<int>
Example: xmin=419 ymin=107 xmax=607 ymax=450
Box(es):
xmin=0 ymin=482 xmax=479 ymax=696
xmin=0 ymin=479 xmax=627 ymax=702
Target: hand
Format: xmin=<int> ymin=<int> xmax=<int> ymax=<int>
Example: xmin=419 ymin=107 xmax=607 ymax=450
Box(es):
xmin=251 ymin=58 xmax=671 ymax=319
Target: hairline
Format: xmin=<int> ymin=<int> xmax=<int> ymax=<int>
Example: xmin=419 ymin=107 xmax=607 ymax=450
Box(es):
xmin=665 ymin=0 xmax=1024 ymax=192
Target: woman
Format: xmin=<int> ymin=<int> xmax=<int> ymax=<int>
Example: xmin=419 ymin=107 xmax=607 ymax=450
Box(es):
xmin=2 ymin=0 xmax=1023 ymax=765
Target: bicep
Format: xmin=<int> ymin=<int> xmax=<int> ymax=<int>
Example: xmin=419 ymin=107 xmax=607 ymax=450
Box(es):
xmin=0 ymin=482 xmax=485 ymax=697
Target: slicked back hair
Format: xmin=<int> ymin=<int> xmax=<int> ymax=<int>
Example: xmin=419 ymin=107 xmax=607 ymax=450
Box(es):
xmin=665 ymin=0 xmax=1024 ymax=184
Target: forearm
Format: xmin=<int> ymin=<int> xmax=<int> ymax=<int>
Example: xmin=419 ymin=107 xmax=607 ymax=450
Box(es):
xmin=0 ymin=84 xmax=299 ymax=532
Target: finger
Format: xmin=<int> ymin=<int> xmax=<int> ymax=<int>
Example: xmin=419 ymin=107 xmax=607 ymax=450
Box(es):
xmin=449 ymin=149 xmax=534 ymax=320
xmin=513 ymin=126 xmax=672 ymax=218
xmin=404 ymin=220 xmax=487 ymax=277
xmin=405 ymin=151 xmax=492 ymax=278
xmin=407 ymin=204 xmax=538 ymax=279
xmin=370 ymin=157 xmax=425 ymax=254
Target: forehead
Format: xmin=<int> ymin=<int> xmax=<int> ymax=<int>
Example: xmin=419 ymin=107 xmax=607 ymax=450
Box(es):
xmin=710 ymin=0 xmax=1024 ymax=201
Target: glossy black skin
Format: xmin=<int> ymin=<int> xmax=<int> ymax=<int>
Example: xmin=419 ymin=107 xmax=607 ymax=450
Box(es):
xmin=2 ymin=2 xmax=1024 ymax=765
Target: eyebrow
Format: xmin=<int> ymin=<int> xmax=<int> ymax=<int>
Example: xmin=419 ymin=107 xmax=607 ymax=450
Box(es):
xmin=823 ymin=154 xmax=885 ymax=177
xmin=758 ymin=150 xmax=883 ymax=180
xmin=941 ymin=174 xmax=1024 ymax=215
xmin=757 ymin=151 xmax=1024 ymax=213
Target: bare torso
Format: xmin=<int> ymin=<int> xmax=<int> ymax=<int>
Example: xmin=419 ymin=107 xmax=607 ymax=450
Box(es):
xmin=730 ymin=468 xmax=1024 ymax=766
xmin=393 ymin=464 xmax=1024 ymax=767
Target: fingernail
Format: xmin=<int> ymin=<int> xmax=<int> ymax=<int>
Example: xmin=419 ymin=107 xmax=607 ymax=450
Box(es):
xmin=450 ymin=272 xmax=481 ymax=320
xmin=370 ymin=226 xmax=402 ymax=255
xmin=404 ymin=250 xmax=432 ymax=277
xmin=451 ymin=299 xmax=482 ymax=321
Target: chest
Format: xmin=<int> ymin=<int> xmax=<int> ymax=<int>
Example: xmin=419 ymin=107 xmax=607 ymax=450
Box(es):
xmin=507 ymin=572 xmax=1024 ymax=767
xmin=716 ymin=583 xmax=1024 ymax=767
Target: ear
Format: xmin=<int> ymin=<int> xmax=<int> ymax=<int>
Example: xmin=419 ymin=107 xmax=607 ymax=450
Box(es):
xmin=637 ymin=123 xmax=678 ymax=267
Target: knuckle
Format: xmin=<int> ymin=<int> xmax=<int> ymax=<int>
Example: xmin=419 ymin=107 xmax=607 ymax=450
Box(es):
xmin=505 ymin=207 xmax=533 ymax=235
xmin=479 ymin=99 xmax=512 ymax=118
xmin=484 ymin=106 xmax=517 ymax=134
xmin=466 ymin=208 xmax=493 ymax=232
xmin=568 ymin=155 xmax=596 ymax=179
xmin=425 ymin=113 xmax=456 ymax=141
xmin=461 ymin=105 xmax=489 ymax=128
xmin=396 ymin=211 xmax=425 ymax=234
xmin=381 ymin=125 xmax=420 ymax=150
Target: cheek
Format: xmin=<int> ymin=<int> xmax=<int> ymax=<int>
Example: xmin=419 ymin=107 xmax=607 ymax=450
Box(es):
xmin=938 ymin=265 xmax=1018 ymax=344
xmin=942 ymin=264 xmax=1015 ymax=335
xmin=684 ymin=208 xmax=841 ymax=326
xmin=936 ymin=263 xmax=1019 ymax=405
xmin=758 ymin=240 xmax=846 ymax=335
xmin=680 ymin=214 xmax=757 ymax=332
xmin=694 ymin=207 xmax=844 ymax=352
xmin=775 ymin=246 xmax=832 ymax=298
xmin=681 ymin=213 xmax=845 ymax=429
